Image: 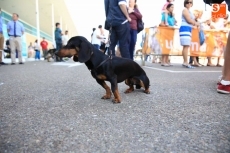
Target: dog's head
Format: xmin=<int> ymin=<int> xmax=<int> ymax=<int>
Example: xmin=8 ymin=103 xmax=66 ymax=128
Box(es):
xmin=56 ymin=36 xmax=93 ymax=63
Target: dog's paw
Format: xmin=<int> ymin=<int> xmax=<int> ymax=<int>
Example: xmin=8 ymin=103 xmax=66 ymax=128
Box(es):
xmin=124 ymin=88 xmax=134 ymax=94
xmin=112 ymin=99 xmax=121 ymax=104
xmin=101 ymin=95 xmax=111 ymax=99
xmin=144 ymin=89 xmax=150 ymax=94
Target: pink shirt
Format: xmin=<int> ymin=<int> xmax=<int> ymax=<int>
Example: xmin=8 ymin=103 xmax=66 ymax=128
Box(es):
xmin=162 ymin=2 xmax=169 ymax=13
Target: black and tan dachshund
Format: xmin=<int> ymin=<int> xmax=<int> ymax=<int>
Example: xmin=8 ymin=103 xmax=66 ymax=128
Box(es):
xmin=56 ymin=36 xmax=150 ymax=103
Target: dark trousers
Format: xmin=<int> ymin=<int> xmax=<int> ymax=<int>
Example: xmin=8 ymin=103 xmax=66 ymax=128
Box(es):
xmin=56 ymin=42 xmax=63 ymax=61
xmin=129 ymin=29 xmax=137 ymax=60
xmin=35 ymin=50 xmax=40 ymax=60
xmin=109 ymin=22 xmax=130 ymax=59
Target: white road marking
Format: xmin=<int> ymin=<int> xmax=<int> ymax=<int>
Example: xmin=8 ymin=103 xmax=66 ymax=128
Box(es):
xmin=52 ymin=62 xmax=83 ymax=68
xmin=143 ymin=66 xmax=222 ymax=73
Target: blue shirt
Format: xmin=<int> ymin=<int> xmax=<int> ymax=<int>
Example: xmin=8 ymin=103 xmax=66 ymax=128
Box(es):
xmin=0 ymin=13 xmax=3 ymax=33
xmin=161 ymin=13 xmax=175 ymax=26
xmin=7 ymin=20 xmax=25 ymax=36
xmin=104 ymin=0 xmax=127 ymax=26
xmin=55 ymin=28 xmax=62 ymax=43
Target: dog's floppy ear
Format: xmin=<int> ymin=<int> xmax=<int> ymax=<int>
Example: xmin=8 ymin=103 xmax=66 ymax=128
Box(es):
xmin=78 ymin=40 xmax=93 ymax=62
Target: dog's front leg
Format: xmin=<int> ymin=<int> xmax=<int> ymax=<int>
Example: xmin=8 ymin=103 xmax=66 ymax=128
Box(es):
xmin=96 ymin=79 xmax=112 ymax=99
xmin=110 ymin=76 xmax=121 ymax=103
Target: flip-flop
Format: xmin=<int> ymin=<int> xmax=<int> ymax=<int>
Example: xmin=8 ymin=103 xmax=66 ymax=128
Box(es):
xmin=182 ymin=64 xmax=195 ymax=69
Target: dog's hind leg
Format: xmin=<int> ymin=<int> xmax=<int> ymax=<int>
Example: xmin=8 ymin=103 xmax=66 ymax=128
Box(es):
xmin=136 ymin=75 xmax=150 ymax=94
xmin=96 ymin=79 xmax=112 ymax=99
xmin=142 ymin=75 xmax=150 ymax=94
xmin=110 ymin=76 xmax=121 ymax=103
xmin=124 ymin=79 xmax=134 ymax=93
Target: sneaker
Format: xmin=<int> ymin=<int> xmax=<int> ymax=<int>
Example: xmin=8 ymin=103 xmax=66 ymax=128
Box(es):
xmin=217 ymin=83 xmax=230 ymax=94
xmin=0 ymin=62 xmax=7 ymax=65
xmin=19 ymin=62 xmax=24 ymax=64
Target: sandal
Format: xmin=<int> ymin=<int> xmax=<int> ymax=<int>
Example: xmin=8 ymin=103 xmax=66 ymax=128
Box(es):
xmin=161 ymin=64 xmax=170 ymax=67
xmin=182 ymin=64 xmax=195 ymax=69
xmin=192 ymin=64 xmax=202 ymax=67
xmin=207 ymin=64 xmax=215 ymax=67
xmin=216 ymin=64 xmax=223 ymax=67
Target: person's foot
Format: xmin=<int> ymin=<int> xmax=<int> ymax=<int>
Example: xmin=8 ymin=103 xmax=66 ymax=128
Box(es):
xmin=11 ymin=63 xmax=15 ymax=65
xmin=167 ymin=63 xmax=173 ymax=66
xmin=161 ymin=64 xmax=170 ymax=67
xmin=0 ymin=62 xmax=7 ymax=65
xmin=19 ymin=62 xmax=24 ymax=64
xmin=217 ymin=83 xmax=230 ymax=94
xmin=207 ymin=63 xmax=215 ymax=66
xmin=193 ymin=64 xmax=202 ymax=67
xmin=216 ymin=64 xmax=222 ymax=67
xmin=182 ymin=64 xmax=195 ymax=69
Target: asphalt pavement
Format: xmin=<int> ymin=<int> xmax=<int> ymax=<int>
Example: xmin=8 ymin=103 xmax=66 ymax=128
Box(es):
xmin=0 ymin=59 xmax=229 ymax=153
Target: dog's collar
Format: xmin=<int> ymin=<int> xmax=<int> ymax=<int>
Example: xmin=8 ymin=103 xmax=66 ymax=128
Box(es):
xmin=95 ymin=55 xmax=112 ymax=69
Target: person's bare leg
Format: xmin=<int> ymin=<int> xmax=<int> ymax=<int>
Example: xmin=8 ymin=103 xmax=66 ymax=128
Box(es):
xmin=166 ymin=55 xmax=172 ymax=65
xmin=166 ymin=55 xmax=169 ymax=64
xmin=193 ymin=57 xmax=199 ymax=65
xmin=207 ymin=57 xmax=215 ymax=66
xmin=216 ymin=57 xmax=222 ymax=66
xmin=222 ymin=32 xmax=230 ymax=81
xmin=217 ymin=32 xmax=230 ymax=93
xmin=161 ymin=55 xmax=166 ymax=65
xmin=182 ymin=46 xmax=189 ymax=65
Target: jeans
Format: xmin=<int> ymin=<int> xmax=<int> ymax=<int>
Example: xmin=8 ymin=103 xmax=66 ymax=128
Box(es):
xmin=93 ymin=44 xmax=100 ymax=50
xmin=56 ymin=42 xmax=63 ymax=61
xmin=109 ymin=22 xmax=130 ymax=59
xmin=129 ymin=29 xmax=137 ymax=60
xmin=35 ymin=50 xmax=40 ymax=60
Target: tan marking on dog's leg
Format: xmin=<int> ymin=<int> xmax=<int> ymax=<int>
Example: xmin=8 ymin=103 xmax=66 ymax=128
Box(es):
xmin=139 ymin=80 xmax=145 ymax=88
xmin=101 ymin=82 xmax=112 ymax=99
xmin=112 ymin=87 xmax=121 ymax=103
xmin=125 ymin=79 xmax=129 ymax=86
xmin=139 ymin=80 xmax=150 ymax=94
xmin=97 ymin=74 xmax=107 ymax=80
xmin=144 ymin=88 xmax=150 ymax=94
xmin=125 ymin=86 xmax=134 ymax=93
xmin=124 ymin=79 xmax=134 ymax=93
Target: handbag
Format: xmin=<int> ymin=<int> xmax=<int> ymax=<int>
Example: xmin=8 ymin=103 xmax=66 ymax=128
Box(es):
xmin=199 ymin=26 xmax=206 ymax=46
xmin=137 ymin=19 xmax=144 ymax=33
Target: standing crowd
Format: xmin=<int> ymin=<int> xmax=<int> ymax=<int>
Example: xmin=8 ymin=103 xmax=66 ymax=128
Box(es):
xmin=91 ymin=0 xmax=142 ymax=61
xmin=0 ymin=8 xmax=69 ymax=64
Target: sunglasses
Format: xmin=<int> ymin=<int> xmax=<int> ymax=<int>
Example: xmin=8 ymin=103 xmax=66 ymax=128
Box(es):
xmin=186 ymin=1 xmax=193 ymax=4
